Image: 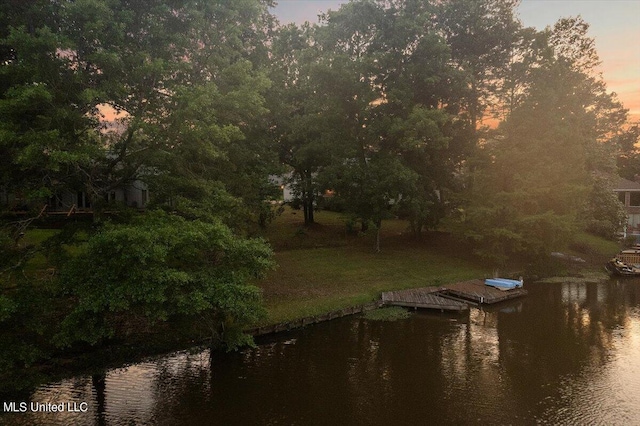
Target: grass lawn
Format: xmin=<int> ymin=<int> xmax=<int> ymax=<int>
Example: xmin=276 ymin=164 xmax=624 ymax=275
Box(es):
xmin=13 ymin=229 xmax=60 ymax=273
xmin=569 ymin=231 xmax=621 ymax=261
xmin=256 ymin=207 xmax=490 ymax=324
xmin=255 ymin=207 xmax=624 ymax=325
xmin=258 ymin=245 xmax=488 ymax=324
xmin=22 ymin=228 xmax=88 ymax=272
xmin=259 ymin=207 xmax=409 ymax=251
xmin=15 ymin=208 xmax=622 ymax=328
xmin=20 ymin=228 xmax=59 ymax=246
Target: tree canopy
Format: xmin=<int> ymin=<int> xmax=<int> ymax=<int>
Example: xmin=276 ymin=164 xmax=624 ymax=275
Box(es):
xmin=462 ymin=17 xmax=630 ymax=263
xmin=0 ymin=0 xmax=637 ymax=371
xmin=1 ymin=0 xmax=279 ymax=354
xmin=57 ymin=212 xmax=273 ymax=349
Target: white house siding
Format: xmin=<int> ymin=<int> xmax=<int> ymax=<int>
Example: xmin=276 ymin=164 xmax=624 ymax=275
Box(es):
xmin=124 ymin=180 xmax=149 ymax=208
xmin=268 ymin=174 xmax=294 ymax=203
xmin=613 ymin=177 xmax=640 ymax=236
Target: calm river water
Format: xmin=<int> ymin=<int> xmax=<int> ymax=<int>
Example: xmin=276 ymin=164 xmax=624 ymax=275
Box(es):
xmin=2 ymin=279 xmax=640 ymax=425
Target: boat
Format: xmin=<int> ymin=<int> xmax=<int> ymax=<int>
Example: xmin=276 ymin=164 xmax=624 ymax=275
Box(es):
xmin=605 ymin=258 xmax=640 ymax=277
xmin=604 ymin=244 xmax=640 ymax=276
xmin=616 ymin=245 xmax=640 ymax=264
xmin=484 ymin=277 xmax=523 ymax=291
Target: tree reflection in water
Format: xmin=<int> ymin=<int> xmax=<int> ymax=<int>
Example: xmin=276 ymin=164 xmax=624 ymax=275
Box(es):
xmin=3 ymin=280 xmax=640 ymax=425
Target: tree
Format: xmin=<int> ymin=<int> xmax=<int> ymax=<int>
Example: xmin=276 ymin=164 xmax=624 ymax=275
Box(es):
xmin=389 ymin=106 xmax=457 ymax=236
xmin=313 ymin=1 xmax=405 ymax=242
xmin=267 ymin=23 xmax=333 ymax=226
xmin=582 ymin=174 xmax=626 ymax=239
xmin=435 ymin=0 xmax=520 ymax=133
xmin=463 ymin=17 xmax=631 ymax=264
xmin=614 ymin=124 xmax=640 ymax=180
xmin=0 ymin=0 xmax=279 ymax=358
xmin=0 ymin=1 xmax=100 ymax=206
xmin=56 ymin=212 xmax=274 ymax=350
xmin=313 ymin=0 xmax=475 ymax=242
xmin=1 ymin=0 xmax=279 ymax=230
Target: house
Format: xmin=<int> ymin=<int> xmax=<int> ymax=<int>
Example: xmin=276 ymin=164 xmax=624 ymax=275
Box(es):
xmin=45 ymin=180 xmax=150 ymax=212
xmin=269 ymin=174 xmax=295 ymax=203
xmin=613 ymin=177 xmax=640 ymax=236
xmin=2 ymin=180 xmax=149 ymax=216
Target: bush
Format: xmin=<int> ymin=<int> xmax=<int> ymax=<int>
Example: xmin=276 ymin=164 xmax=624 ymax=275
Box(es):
xmin=56 ymin=211 xmax=274 ymax=350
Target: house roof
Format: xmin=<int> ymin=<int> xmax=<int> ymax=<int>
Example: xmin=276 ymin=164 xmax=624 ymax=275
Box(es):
xmin=613 ymin=177 xmax=640 ymax=191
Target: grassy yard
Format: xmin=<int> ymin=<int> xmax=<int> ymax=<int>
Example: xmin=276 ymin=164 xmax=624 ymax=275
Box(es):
xmin=569 ymin=231 xmax=621 ymax=261
xmin=19 ymin=228 xmax=86 ymax=274
xmin=15 ymin=208 xmax=622 ymax=328
xmin=258 ymin=245 xmax=488 ymax=324
xmin=259 ymin=207 xmax=409 ymax=251
xmin=256 ymin=207 xmax=490 ymax=324
xmin=7 ymin=229 xmax=60 ymax=275
xmin=255 ymin=207 xmax=624 ymax=325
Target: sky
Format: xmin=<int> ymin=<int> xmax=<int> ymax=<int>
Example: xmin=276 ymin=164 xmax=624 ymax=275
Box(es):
xmin=271 ymin=0 xmax=640 ymax=123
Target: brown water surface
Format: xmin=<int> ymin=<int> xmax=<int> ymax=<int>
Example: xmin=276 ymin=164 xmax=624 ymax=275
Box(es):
xmin=2 ymin=279 xmax=640 ymax=425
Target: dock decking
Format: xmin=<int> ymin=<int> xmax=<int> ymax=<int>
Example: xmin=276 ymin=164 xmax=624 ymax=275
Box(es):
xmin=381 ymin=279 xmax=527 ymax=311
xmin=442 ymin=279 xmax=528 ymax=304
xmin=382 ymin=287 xmax=469 ymax=311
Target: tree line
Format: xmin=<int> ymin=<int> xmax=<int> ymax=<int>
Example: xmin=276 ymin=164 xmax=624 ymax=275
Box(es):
xmin=0 ymin=0 xmax=637 ymax=386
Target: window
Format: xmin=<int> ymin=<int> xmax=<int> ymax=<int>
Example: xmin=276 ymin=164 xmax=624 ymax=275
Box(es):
xmin=77 ymin=192 xmax=90 ymax=208
xmin=630 ymin=192 xmax=640 ymax=207
xmin=619 ymin=192 xmax=627 ymax=205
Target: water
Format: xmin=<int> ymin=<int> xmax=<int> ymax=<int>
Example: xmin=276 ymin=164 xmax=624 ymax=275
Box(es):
xmin=2 ymin=280 xmax=640 ymax=425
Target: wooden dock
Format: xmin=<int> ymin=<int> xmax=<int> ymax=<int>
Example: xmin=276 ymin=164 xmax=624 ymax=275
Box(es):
xmin=381 ymin=279 xmax=527 ymax=312
xmin=442 ymin=279 xmax=528 ymax=304
xmin=382 ymin=287 xmax=469 ymax=312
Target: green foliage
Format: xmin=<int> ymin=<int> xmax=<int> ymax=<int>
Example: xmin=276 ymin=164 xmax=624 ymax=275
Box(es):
xmin=436 ymin=0 xmax=521 ymax=129
xmin=391 ymin=106 xmax=458 ymax=235
xmin=0 ymin=293 xmax=15 ymax=322
xmin=0 ymin=276 xmax=58 ymax=394
xmin=56 ymin=211 xmax=274 ymax=349
xmin=0 ymin=0 xmax=281 ymax=362
xmin=0 ymin=0 xmax=636 ymax=388
xmin=0 ymin=226 xmax=37 ymax=277
xmin=300 ymin=1 xmax=487 ymax=240
xmin=582 ymin=175 xmax=626 ymax=239
xmin=462 ymin=17 xmax=628 ymax=265
xmin=267 ymin=23 xmax=342 ymax=225
xmin=1 ymin=0 xmax=278 ymax=231
xmin=323 ymin=154 xmax=418 ymax=233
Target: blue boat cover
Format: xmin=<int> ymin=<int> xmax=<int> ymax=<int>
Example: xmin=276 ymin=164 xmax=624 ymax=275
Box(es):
xmin=485 ymin=278 xmax=523 ymax=289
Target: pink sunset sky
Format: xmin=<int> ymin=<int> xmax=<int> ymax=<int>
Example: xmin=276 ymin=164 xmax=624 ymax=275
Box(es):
xmin=271 ymin=0 xmax=640 ymax=124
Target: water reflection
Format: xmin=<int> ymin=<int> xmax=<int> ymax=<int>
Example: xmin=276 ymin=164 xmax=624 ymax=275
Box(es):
xmin=2 ymin=279 xmax=640 ymax=425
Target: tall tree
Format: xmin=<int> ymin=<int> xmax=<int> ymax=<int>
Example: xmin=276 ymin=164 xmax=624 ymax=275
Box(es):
xmin=0 ymin=1 xmax=279 ymax=356
xmin=435 ymin=0 xmax=520 ymax=133
xmin=315 ymin=0 xmax=407 ymax=242
xmin=1 ymin=0 xmax=278 ymax=230
xmin=615 ymin=124 xmax=640 ymax=180
xmin=0 ymin=0 xmax=100 ymax=205
xmin=267 ymin=23 xmax=333 ymax=226
xmin=463 ymin=17 xmax=630 ymax=264
xmin=315 ymin=0 xmax=474 ymax=240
